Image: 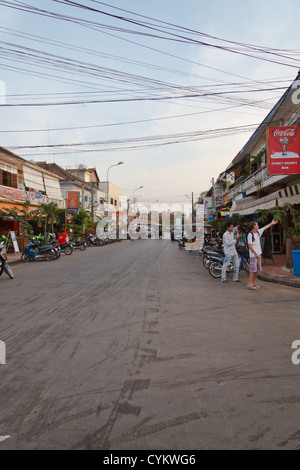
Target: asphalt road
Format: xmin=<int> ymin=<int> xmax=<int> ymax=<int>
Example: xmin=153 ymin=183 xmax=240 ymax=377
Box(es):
xmin=1 ymin=239 xmax=300 ymax=450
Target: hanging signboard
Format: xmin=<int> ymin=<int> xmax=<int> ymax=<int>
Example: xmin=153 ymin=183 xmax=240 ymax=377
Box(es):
xmin=214 ymin=185 xmax=223 ymax=206
xmin=267 ymin=126 xmax=300 ymax=175
xmin=67 ymin=191 xmax=80 ymax=214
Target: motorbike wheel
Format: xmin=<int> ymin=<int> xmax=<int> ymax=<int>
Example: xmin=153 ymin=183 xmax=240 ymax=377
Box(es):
xmin=79 ymin=243 xmax=86 ymax=251
xmin=209 ymin=261 xmax=222 ymax=278
xmin=0 ymin=258 xmax=4 ymax=276
xmin=64 ymin=246 xmax=73 ymax=255
xmin=44 ymin=251 xmax=54 ymax=261
xmin=21 ymin=253 xmax=31 ymax=263
xmin=202 ymin=255 xmax=211 ymax=269
xmin=244 ymin=258 xmax=250 ymax=274
xmin=4 ymin=263 xmax=14 ymax=279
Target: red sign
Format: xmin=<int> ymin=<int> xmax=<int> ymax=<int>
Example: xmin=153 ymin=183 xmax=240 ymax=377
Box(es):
xmin=67 ymin=191 xmax=80 ymax=209
xmin=0 ymin=185 xmax=26 ymax=201
xmin=267 ymin=126 xmax=300 ymax=175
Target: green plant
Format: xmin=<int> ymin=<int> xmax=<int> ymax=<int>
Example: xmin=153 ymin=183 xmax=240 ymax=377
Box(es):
xmin=245 ymin=148 xmax=265 ymax=176
xmin=0 ymin=203 xmax=34 ymax=235
xmin=258 ymin=203 xmax=300 ymax=238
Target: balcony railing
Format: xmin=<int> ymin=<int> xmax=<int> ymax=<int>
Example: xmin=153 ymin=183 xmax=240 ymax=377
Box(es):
xmin=224 ymin=166 xmax=286 ymax=201
xmin=26 ymin=192 xmax=66 ymax=208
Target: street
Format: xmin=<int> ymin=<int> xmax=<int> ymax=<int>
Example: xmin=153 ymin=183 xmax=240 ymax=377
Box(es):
xmin=1 ymin=238 xmax=300 ymax=450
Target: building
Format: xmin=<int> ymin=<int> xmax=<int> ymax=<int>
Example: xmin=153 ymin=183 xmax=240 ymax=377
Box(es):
xmin=35 ymin=163 xmax=106 ymax=220
xmin=211 ymin=71 xmax=300 ymax=264
xmin=0 ymin=147 xmax=64 ymax=244
xmin=99 ymin=181 xmax=124 ymax=212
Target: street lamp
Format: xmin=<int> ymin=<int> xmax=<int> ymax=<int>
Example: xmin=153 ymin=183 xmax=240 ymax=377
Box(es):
xmin=133 ymin=185 xmax=143 ymax=216
xmin=106 ymin=161 xmax=123 ymax=209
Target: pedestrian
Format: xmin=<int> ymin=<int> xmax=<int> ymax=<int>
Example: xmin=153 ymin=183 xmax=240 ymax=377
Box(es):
xmin=247 ymin=219 xmax=278 ymax=290
xmin=243 ymin=222 xmax=250 ymax=233
xmin=237 ymin=227 xmax=247 ymax=251
xmin=233 ymin=223 xmax=241 ymax=240
xmin=221 ymin=222 xmax=240 ymax=284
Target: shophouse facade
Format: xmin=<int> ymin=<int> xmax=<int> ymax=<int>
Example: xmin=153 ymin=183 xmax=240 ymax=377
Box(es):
xmin=211 ymin=72 xmax=300 ymax=265
xmin=0 ymin=147 xmax=64 ymax=246
xmin=35 ymin=163 xmax=106 ymax=221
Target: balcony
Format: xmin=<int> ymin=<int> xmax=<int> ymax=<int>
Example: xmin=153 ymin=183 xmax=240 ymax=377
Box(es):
xmin=225 ymin=166 xmax=286 ymax=202
xmin=26 ymin=192 xmax=66 ymax=208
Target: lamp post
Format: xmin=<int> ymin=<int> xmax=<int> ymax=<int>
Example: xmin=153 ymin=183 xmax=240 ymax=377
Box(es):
xmin=133 ymin=185 xmax=143 ymax=217
xmin=106 ymin=161 xmax=123 ymax=209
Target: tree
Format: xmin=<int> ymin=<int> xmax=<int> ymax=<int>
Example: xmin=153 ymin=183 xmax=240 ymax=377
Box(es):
xmin=34 ymin=202 xmax=60 ymax=239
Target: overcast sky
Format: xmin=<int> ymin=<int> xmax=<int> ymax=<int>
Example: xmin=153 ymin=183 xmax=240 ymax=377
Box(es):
xmin=0 ymin=0 xmax=299 ymax=205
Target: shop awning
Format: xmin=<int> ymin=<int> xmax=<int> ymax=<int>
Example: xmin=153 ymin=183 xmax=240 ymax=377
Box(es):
xmin=0 ymin=202 xmax=27 ymax=215
xmin=230 ymin=192 xmax=278 ymax=216
xmin=278 ymin=183 xmax=300 ymax=206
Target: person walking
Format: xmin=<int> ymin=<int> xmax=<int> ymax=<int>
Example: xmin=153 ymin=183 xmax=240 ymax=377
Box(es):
xmin=247 ymin=219 xmax=278 ymax=290
xmin=221 ymin=222 xmax=240 ymax=283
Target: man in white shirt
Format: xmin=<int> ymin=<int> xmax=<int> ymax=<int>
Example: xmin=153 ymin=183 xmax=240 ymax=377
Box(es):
xmin=247 ymin=219 xmax=278 ymax=290
xmin=221 ymin=222 xmax=240 ymax=283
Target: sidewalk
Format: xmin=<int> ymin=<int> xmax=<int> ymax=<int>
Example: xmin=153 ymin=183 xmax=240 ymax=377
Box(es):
xmin=259 ymin=253 xmax=300 ymax=288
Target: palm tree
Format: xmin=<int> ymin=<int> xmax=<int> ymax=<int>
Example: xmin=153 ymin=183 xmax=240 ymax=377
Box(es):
xmin=36 ymin=202 xmax=59 ymax=239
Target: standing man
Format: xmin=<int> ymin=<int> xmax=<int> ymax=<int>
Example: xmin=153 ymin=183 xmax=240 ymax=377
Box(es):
xmin=221 ymin=222 xmax=240 ymax=283
xmin=247 ymin=219 xmax=278 ymax=290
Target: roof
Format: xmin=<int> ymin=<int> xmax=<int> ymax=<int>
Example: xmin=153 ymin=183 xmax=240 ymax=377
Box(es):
xmin=225 ymin=70 xmax=300 ymax=173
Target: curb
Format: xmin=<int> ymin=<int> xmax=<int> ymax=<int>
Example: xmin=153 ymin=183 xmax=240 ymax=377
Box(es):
xmin=258 ymin=271 xmax=300 ymax=288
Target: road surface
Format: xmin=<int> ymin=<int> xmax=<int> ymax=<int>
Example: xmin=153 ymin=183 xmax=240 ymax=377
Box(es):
xmin=1 ymin=239 xmax=300 ymax=450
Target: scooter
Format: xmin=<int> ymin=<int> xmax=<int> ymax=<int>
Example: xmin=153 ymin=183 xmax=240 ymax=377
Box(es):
xmin=71 ymin=239 xmax=87 ymax=251
xmin=21 ymin=239 xmax=57 ymax=262
xmin=0 ymin=242 xmax=14 ymax=279
xmin=58 ymin=240 xmax=74 ymax=255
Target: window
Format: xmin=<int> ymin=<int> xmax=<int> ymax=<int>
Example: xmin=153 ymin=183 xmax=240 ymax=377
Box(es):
xmin=0 ymin=169 xmax=18 ymax=188
xmin=110 ymin=197 xmax=113 ymax=205
xmin=114 ymin=199 xmax=117 ymax=206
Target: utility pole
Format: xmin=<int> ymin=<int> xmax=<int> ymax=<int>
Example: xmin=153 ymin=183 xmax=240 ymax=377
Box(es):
xmin=90 ymin=183 xmax=94 ymax=221
xmin=191 ymin=191 xmax=194 ymax=224
xmin=211 ymin=178 xmax=215 ymax=209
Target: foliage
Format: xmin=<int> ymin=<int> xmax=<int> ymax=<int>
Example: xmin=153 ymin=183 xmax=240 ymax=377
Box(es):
xmin=258 ymin=203 xmax=300 ymax=237
xmin=55 ymin=208 xmax=67 ymax=232
xmin=0 ymin=202 xmax=34 ymax=235
xmin=32 ymin=202 xmax=60 ymax=238
xmin=244 ymin=148 xmax=265 ymax=176
xmin=85 ymin=219 xmax=97 ymax=235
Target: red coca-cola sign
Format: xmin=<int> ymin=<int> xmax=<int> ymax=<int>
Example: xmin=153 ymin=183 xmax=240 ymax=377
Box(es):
xmin=267 ymin=126 xmax=300 ymax=175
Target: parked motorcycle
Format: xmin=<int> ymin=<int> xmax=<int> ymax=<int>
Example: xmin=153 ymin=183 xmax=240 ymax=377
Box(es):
xmin=85 ymin=234 xmax=105 ymax=247
xmin=201 ymin=243 xmax=224 ymax=269
xmin=0 ymin=242 xmax=14 ymax=279
xmin=71 ymin=239 xmax=87 ymax=251
xmin=21 ymin=239 xmax=57 ymax=262
xmin=58 ymin=240 xmax=74 ymax=255
xmin=208 ymin=257 xmax=235 ymax=278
